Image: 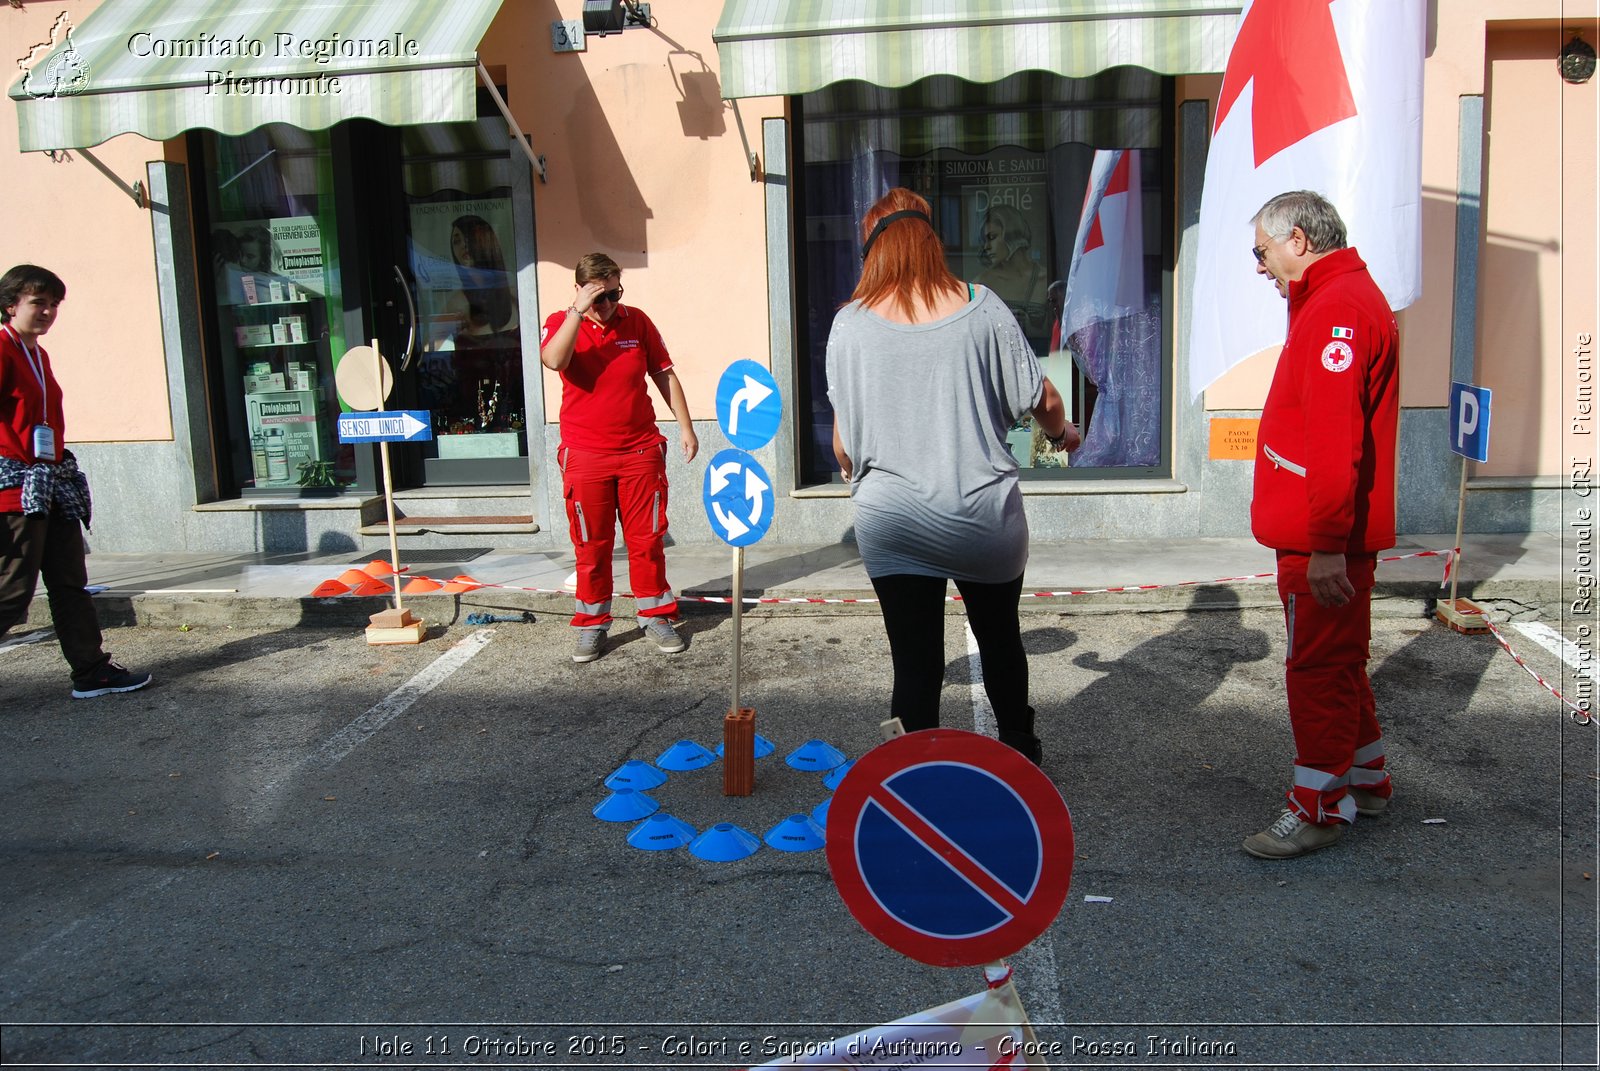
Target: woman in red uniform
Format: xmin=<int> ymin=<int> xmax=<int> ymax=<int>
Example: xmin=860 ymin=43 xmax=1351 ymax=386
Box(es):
xmin=0 ymin=264 xmax=151 ymax=698
xmin=540 ymin=254 xmax=698 ymax=663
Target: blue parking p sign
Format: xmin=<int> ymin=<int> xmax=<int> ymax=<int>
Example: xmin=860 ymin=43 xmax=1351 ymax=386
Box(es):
xmin=1448 ymin=382 xmax=1492 ymax=463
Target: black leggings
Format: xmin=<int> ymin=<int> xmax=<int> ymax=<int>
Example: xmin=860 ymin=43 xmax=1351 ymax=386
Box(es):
xmin=869 ymin=572 xmax=1030 ymax=736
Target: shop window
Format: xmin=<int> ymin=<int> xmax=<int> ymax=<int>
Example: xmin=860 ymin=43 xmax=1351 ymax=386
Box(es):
xmin=401 ymin=120 xmax=527 ymax=479
xmin=794 ymin=70 xmax=1173 ymax=483
xmin=198 ymin=125 xmax=353 ymax=494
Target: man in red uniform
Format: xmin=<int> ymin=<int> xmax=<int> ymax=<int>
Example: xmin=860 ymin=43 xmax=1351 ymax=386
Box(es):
xmin=539 ymin=253 xmax=698 ymax=663
xmin=1242 ymin=192 xmax=1399 ymax=859
xmin=0 ymin=264 xmax=152 ymax=698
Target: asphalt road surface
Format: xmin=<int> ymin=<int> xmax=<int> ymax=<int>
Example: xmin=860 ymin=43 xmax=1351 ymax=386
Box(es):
xmin=2 ymin=595 xmax=1596 ymax=1069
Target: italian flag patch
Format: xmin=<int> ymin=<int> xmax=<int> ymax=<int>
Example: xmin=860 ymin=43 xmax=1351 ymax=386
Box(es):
xmin=1331 ymin=326 xmax=1354 ymax=339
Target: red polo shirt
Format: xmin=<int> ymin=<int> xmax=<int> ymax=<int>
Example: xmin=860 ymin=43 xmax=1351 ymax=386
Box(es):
xmin=541 ymin=304 xmax=672 ymax=452
xmin=1 ymin=325 xmax=67 ymax=513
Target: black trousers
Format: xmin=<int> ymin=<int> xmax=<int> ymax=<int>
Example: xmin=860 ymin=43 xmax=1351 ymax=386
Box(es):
xmin=0 ymin=511 xmax=109 ymax=681
xmin=869 ymin=572 xmax=1032 ymax=738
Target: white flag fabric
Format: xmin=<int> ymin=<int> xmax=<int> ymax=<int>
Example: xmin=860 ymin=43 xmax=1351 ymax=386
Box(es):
xmin=1062 ymin=149 xmax=1143 ymax=342
xmin=1187 ymin=0 xmax=1425 ymax=399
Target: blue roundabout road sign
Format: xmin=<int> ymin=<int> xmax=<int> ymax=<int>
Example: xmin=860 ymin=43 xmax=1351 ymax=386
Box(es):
xmin=825 ymin=729 xmax=1073 ymax=967
xmin=702 ymin=447 xmax=775 ymax=547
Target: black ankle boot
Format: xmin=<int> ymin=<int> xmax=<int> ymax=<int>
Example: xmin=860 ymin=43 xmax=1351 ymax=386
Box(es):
xmin=999 ymin=706 xmax=1043 ymax=765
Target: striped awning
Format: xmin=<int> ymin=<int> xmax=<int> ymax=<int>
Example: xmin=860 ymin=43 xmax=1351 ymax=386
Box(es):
xmin=713 ymin=1 xmax=1241 ymax=98
xmin=8 ymin=0 xmax=506 ymax=151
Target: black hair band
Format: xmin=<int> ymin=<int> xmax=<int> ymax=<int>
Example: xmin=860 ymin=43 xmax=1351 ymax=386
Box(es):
xmin=861 ymin=209 xmax=932 ymax=259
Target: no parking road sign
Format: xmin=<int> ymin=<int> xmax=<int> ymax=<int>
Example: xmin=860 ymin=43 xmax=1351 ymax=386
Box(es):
xmin=825 ymin=730 xmax=1073 ymax=967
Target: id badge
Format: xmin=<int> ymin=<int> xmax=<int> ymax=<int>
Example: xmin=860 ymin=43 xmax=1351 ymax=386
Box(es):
xmin=31 ymin=424 xmax=58 ymax=462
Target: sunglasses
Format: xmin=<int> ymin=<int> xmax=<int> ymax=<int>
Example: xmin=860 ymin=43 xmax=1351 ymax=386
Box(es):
xmin=594 ymin=287 xmax=624 ymax=304
xmin=1251 ymin=243 xmax=1269 ymax=265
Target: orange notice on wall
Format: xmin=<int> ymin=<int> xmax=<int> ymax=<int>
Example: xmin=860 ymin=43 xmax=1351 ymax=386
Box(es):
xmin=1209 ymin=418 xmax=1260 ymax=461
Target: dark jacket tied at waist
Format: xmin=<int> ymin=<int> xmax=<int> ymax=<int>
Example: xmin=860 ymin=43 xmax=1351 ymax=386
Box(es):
xmin=0 ymin=451 xmax=92 ymax=528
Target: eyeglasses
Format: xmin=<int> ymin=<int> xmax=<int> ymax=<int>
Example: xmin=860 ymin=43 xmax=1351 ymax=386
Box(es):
xmin=595 ymin=287 xmax=624 ymax=304
xmin=1251 ymin=243 xmax=1270 ymax=265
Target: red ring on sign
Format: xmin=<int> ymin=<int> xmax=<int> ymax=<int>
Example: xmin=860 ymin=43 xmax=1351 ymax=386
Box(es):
xmin=825 ymin=729 xmax=1073 ymax=967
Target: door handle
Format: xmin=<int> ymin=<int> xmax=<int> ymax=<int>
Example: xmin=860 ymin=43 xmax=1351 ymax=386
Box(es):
xmin=393 ymin=264 xmax=418 ymax=371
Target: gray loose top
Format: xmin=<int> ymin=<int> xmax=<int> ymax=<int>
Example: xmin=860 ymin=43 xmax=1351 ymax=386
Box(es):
xmin=826 ymin=287 xmax=1044 ymax=583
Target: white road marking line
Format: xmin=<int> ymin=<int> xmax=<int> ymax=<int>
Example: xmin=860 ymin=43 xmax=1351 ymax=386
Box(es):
xmin=250 ymin=629 xmax=495 ymax=814
xmin=965 ymin=621 xmax=1065 ymax=1024
xmin=1513 ymin=622 xmax=1598 ymax=685
xmin=312 ymin=629 xmax=496 ymax=767
xmin=0 ymin=629 xmax=54 ymax=654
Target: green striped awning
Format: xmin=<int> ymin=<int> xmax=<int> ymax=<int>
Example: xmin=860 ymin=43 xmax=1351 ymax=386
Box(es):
xmin=713 ymin=1 xmax=1241 ymax=98
xmin=8 ymin=0 xmax=506 ymax=151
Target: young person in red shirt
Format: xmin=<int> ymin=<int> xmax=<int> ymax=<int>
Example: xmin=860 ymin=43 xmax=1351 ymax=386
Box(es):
xmin=1242 ymin=192 xmax=1399 ymax=859
xmin=539 ymin=253 xmax=698 ymax=663
xmin=0 ymin=264 xmax=151 ymax=698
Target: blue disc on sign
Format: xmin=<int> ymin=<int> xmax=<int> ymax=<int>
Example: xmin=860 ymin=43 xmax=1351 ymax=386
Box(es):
xmin=715 ymin=360 xmax=782 ymax=452
xmin=702 ymin=448 xmax=775 ymax=548
xmin=825 ymin=729 xmax=1073 ymax=967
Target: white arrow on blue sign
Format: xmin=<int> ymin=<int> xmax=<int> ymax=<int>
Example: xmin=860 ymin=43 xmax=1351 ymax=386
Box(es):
xmin=1448 ymin=382 xmax=1491 ymax=463
xmin=337 ymin=410 xmax=434 ymax=444
xmin=714 ymin=359 xmax=782 ymax=452
xmin=703 ymin=448 xmax=775 ymax=547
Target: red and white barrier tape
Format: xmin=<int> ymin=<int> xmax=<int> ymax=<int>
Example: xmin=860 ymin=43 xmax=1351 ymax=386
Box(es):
xmin=1480 ymin=618 xmax=1594 ymax=725
xmin=317 ymin=547 xmax=1589 ymax=720
xmin=315 ymin=547 xmax=1465 ymax=605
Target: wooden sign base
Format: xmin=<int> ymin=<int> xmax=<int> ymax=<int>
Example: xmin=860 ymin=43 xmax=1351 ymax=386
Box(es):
xmin=367 ymin=607 xmax=426 ymax=645
xmin=722 ymin=707 xmax=756 ymax=796
xmin=1435 ymin=597 xmax=1489 ymax=634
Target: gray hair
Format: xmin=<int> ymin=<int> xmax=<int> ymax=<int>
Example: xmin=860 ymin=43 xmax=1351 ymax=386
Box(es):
xmin=1251 ymin=191 xmax=1348 ymax=253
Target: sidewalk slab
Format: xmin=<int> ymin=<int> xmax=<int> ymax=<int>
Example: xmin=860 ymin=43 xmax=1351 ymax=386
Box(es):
xmin=17 ymin=532 xmax=1571 ymax=631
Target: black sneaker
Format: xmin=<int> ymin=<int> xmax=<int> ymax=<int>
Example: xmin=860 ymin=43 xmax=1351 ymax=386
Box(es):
xmin=70 ymin=661 xmax=153 ymax=699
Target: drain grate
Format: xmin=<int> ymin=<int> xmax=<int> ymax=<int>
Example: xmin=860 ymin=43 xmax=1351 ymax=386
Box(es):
xmin=349 ymin=548 xmax=491 ymax=565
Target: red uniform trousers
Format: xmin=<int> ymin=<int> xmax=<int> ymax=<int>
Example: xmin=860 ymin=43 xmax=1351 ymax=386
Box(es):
xmin=1276 ymin=550 xmax=1392 ymax=825
xmin=559 ymin=441 xmax=677 ymax=630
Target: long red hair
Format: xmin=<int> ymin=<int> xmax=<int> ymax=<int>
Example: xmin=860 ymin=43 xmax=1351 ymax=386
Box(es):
xmin=851 ymin=188 xmax=963 ymax=319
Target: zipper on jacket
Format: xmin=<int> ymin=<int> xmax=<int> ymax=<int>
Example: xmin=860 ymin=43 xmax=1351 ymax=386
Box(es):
xmin=1263 ymin=444 xmax=1307 ymax=477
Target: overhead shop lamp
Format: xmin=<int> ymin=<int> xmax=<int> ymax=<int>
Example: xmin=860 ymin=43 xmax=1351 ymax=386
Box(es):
xmin=583 ymin=0 xmax=652 ymax=36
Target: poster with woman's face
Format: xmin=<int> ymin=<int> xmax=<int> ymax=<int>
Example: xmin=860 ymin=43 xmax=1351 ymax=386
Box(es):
xmin=408 ymin=197 xmax=518 ymax=348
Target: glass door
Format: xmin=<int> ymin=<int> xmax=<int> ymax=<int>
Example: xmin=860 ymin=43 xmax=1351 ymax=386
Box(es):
xmin=196 ymin=125 xmax=356 ymax=496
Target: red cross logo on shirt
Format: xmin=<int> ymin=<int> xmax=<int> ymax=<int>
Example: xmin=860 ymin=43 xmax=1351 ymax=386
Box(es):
xmin=1213 ymin=0 xmax=1358 ymax=167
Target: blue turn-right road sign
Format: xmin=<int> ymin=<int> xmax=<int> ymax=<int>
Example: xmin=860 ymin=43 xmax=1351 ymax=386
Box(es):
xmin=714 ymin=360 xmax=782 ymax=451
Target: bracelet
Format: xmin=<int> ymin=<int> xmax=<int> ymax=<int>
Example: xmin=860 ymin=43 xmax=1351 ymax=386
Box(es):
xmin=567 ymin=305 xmax=581 ymax=319
xmin=1047 ymin=427 xmax=1070 ymax=450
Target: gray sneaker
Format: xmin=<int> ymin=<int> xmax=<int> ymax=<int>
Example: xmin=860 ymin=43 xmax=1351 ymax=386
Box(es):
xmin=572 ymin=628 xmax=607 ymax=663
xmin=1350 ymin=787 xmax=1391 ymax=816
xmin=1242 ymin=809 xmax=1344 ymax=859
xmin=639 ymin=617 xmax=686 ymax=653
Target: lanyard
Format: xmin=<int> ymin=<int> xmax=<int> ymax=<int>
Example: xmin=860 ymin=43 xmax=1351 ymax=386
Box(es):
xmin=4 ymin=324 xmax=50 ymax=425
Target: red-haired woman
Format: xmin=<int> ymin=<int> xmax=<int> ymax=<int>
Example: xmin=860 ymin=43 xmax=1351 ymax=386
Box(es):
xmin=826 ymin=189 xmax=1078 ymax=763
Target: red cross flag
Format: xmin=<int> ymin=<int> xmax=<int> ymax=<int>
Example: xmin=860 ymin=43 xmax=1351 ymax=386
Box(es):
xmin=1061 ymin=149 xmax=1143 ymax=344
xmin=1187 ymin=0 xmax=1425 ymax=398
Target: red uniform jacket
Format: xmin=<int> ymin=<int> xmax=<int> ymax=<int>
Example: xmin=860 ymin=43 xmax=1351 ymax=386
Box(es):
xmin=1251 ymin=248 xmax=1399 ymax=555
xmin=0 ymin=326 xmax=67 ymax=514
